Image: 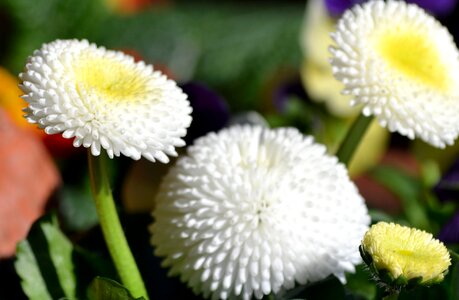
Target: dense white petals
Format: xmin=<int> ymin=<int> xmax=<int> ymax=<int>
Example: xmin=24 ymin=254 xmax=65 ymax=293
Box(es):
xmin=330 ymin=0 xmax=459 ymax=148
xmin=151 ymin=126 xmax=370 ymax=300
xmin=20 ymin=39 xmax=192 ymax=162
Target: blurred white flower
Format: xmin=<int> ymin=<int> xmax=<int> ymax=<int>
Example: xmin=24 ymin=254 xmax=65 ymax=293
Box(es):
xmin=330 ymin=0 xmax=459 ymax=148
xmin=151 ymin=125 xmax=370 ymax=300
xmin=20 ymin=39 xmax=192 ymax=162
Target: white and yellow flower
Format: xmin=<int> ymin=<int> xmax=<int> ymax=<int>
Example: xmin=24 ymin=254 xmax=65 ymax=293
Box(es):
xmin=20 ymin=39 xmax=192 ymax=162
xmin=330 ymin=0 xmax=459 ymax=148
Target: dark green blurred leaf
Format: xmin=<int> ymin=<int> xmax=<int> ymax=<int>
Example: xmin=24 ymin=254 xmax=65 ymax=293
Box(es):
xmin=345 ymin=264 xmax=376 ymax=300
xmin=370 ymin=166 xmax=430 ymax=230
xmin=281 ymin=276 xmax=346 ymax=300
xmin=87 ymin=277 xmax=146 ymax=300
xmin=59 ymin=176 xmax=98 ymax=232
xmin=368 ymin=209 xmax=396 ymax=223
xmin=450 ymin=251 xmax=459 ymax=300
xmin=15 ymin=214 xmax=76 ymax=300
xmin=2 ymin=0 xmax=108 ymax=72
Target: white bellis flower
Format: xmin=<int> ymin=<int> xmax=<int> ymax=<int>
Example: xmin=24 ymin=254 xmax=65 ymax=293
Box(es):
xmin=20 ymin=39 xmax=192 ymax=162
xmin=330 ymin=0 xmax=459 ymax=148
xmin=151 ymin=126 xmax=370 ymax=300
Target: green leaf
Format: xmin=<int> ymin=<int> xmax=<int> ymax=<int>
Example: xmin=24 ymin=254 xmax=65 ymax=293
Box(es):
xmin=345 ymin=264 xmax=377 ymax=300
xmin=59 ymin=176 xmax=98 ymax=232
xmin=370 ymin=166 xmax=430 ymax=230
xmin=87 ymin=277 xmax=146 ymax=300
xmin=451 ymin=260 xmax=459 ymax=300
xmin=15 ymin=214 xmax=76 ymax=300
xmin=14 ymin=242 xmax=51 ymax=300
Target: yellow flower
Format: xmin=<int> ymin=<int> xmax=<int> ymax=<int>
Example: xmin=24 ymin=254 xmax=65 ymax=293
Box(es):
xmin=361 ymin=222 xmax=451 ymax=287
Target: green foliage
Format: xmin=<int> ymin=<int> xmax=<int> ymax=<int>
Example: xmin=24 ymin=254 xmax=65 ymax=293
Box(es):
xmin=15 ymin=214 xmax=76 ymax=300
xmin=87 ymin=277 xmax=146 ymax=300
xmin=345 ymin=265 xmax=377 ymax=300
xmin=1 ymin=0 xmax=303 ymax=111
xmin=370 ymin=165 xmax=431 ymax=230
xmin=59 ymin=176 xmax=98 ymax=232
xmin=1 ymin=0 xmax=108 ymax=73
xmin=449 ymin=251 xmax=459 ymax=300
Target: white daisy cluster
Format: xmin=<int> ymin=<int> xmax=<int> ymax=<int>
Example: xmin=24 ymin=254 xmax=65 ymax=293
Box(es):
xmin=151 ymin=126 xmax=370 ymax=300
xmin=20 ymin=39 xmax=192 ymax=162
xmin=330 ymin=0 xmax=459 ymax=148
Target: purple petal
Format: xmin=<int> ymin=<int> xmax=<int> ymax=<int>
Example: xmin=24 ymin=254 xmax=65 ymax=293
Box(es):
xmin=180 ymin=82 xmax=230 ymax=143
xmin=273 ymin=78 xmax=308 ymax=113
xmin=438 ymin=212 xmax=459 ymax=244
xmin=408 ymin=0 xmax=457 ymax=15
xmin=323 ymin=0 xmax=365 ymax=17
xmin=434 ymin=159 xmax=459 ymax=202
xmin=323 ymin=0 xmax=457 ymax=17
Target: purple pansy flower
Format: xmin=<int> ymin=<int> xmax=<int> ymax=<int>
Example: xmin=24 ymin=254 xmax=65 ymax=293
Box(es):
xmin=324 ymin=0 xmax=365 ymax=17
xmin=434 ymin=159 xmax=459 ymax=203
xmin=324 ymin=0 xmax=457 ymax=17
xmin=180 ymin=82 xmax=230 ymax=143
xmin=438 ymin=212 xmax=459 ymax=244
xmin=408 ymin=0 xmax=457 ymax=15
xmin=435 ymin=158 xmax=459 ymax=243
xmin=273 ymin=78 xmax=308 ymax=114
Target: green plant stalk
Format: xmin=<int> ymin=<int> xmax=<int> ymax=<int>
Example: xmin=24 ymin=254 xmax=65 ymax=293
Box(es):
xmin=336 ymin=114 xmax=374 ymax=166
xmin=88 ymin=151 xmax=148 ymax=299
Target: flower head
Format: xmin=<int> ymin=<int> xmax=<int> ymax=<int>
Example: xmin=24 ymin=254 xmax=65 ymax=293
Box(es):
xmin=361 ymin=222 xmax=451 ymax=288
xmin=330 ymin=0 xmax=459 ymax=148
xmin=151 ymin=125 xmax=370 ymax=300
xmin=20 ymin=39 xmax=192 ymax=162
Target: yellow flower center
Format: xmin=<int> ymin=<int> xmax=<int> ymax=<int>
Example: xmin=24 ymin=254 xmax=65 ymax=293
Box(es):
xmin=376 ymin=27 xmax=450 ymax=91
xmin=74 ymin=54 xmax=151 ymax=102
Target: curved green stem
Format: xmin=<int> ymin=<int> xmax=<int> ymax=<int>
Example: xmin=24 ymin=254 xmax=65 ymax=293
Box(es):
xmin=336 ymin=114 xmax=374 ymax=166
xmin=88 ymin=151 xmax=148 ymax=299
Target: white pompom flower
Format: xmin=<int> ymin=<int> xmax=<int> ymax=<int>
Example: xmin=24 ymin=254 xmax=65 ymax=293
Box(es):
xmin=20 ymin=39 xmax=192 ymax=162
xmin=150 ymin=126 xmax=370 ymax=300
xmin=330 ymin=0 xmax=459 ymax=148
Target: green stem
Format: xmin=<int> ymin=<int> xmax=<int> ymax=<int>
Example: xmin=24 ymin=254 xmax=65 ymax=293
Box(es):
xmin=88 ymin=151 xmax=148 ymax=299
xmin=336 ymin=114 xmax=374 ymax=166
xmin=449 ymin=249 xmax=459 ymax=262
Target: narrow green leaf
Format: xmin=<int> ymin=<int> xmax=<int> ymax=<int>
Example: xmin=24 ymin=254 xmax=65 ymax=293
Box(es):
xmin=87 ymin=277 xmax=146 ymax=300
xmin=15 ymin=214 xmax=76 ymax=300
xmin=15 ymin=242 xmax=52 ymax=300
xmin=370 ymin=166 xmax=430 ymax=230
